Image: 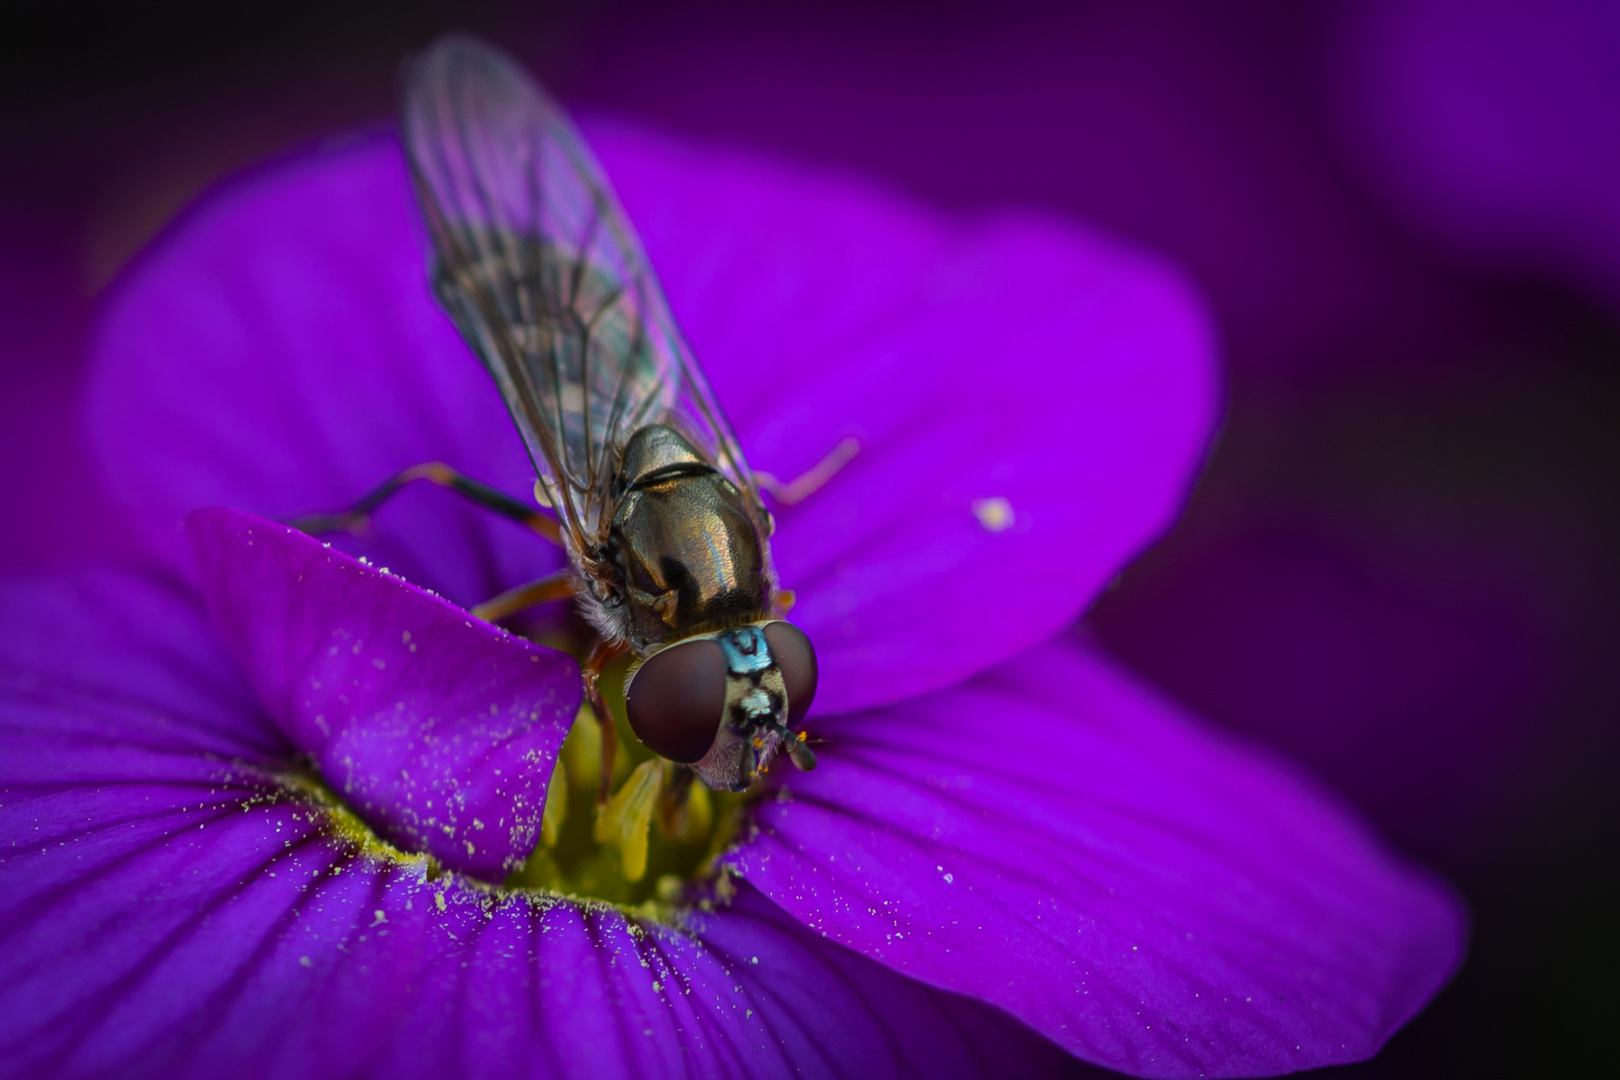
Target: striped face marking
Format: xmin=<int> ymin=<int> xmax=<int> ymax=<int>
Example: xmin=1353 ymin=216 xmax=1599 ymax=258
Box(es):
xmin=717 ymin=626 xmax=789 ymax=729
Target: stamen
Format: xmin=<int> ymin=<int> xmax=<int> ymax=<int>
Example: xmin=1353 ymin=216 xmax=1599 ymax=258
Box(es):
xmin=273 ymin=687 xmax=761 ymax=923
xmin=654 ymin=874 xmax=685 ymax=904
xmin=458 ymin=656 xmax=773 ymax=917
xmin=594 ymin=760 xmax=664 ymax=881
xmin=559 ymin=700 xmax=628 ymax=793
xmin=540 ymin=763 xmax=568 ymax=847
xmin=656 ymin=771 xmax=712 ymax=842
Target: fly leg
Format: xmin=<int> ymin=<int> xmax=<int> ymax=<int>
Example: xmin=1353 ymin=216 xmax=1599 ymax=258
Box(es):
xmin=469 ymin=569 xmax=576 ymax=623
xmin=581 ymin=638 xmax=628 ymax=804
xmin=757 ymin=436 xmax=861 ymax=618
xmin=756 ymin=436 xmax=860 ymax=507
xmin=288 ymin=462 xmax=562 ymax=546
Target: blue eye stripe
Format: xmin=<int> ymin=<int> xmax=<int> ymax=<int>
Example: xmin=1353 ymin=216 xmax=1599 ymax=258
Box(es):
xmin=716 ymin=625 xmax=774 ymax=675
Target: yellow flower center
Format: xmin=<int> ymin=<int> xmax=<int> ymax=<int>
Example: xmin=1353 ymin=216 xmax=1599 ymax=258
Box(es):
xmin=503 ymin=655 xmax=748 ymax=918
xmin=280 ymin=654 xmax=746 ymax=925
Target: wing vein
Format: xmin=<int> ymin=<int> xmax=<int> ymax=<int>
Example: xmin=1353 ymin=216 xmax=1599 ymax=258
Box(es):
xmin=400 ymin=34 xmax=769 ymax=557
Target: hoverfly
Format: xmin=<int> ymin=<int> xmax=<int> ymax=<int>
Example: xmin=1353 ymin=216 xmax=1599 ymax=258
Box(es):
xmin=294 ymin=35 xmax=853 ymax=804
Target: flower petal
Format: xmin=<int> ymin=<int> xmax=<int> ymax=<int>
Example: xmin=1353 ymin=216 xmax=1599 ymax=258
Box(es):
xmin=187 ymin=506 xmax=579 ymax=879
xmin=0 ymin=569 xmax=276 ymax=762
xmin=0 ymin=571 xmax=1067 ymax=1078
xmin=730 ymin=638 xmax=1465 ymax=1078
xmin=87 ymin=125 xmax=1217 ymax=713
xmin=86 ymin=132 xmax=563 ymax=611
xmin=1341 ymin=0 xmax=1620 ymax=315
xmin=592 ymin=124 xmax=1218 ymax=712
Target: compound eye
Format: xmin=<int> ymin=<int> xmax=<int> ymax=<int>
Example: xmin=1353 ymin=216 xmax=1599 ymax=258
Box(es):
xmin=764 ymin=621 xmax=818 ymax=726
xmin=625 ymin=638 xmax=727 ymax=763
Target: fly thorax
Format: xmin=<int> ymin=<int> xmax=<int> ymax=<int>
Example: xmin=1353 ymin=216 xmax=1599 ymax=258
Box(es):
xmin=609 ymin=480 xmax=769 ymax=652
xmin=616 ymin=423 xmax=710 ymax=488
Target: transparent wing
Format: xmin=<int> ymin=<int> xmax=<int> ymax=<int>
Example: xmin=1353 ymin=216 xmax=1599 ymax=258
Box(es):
xmin=400 ymin=34 xmax=761 ymax=548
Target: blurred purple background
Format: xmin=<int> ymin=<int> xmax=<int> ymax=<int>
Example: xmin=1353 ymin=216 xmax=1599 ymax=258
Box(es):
xmin=2 ymin=2 xmax=1614 ymax=1075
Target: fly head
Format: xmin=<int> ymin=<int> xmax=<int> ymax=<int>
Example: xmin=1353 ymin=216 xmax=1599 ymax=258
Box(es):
xmin=625 ymin=621 xmax=818 ymax=790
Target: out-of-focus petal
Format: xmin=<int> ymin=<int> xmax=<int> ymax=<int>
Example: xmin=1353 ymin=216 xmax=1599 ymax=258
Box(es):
xmin=1339 ymin=0 xmax=1620 ymax=314
xmin=730 ymin=638 xmax=1465 ymax=1079
xmin=186 ymin=506 xmax=578 ymax=879
xmin=1090 ymin=525 xmax=1551 ymax=852
xmin=87 ymin=126 xmax=1217 ymax=715
xmin=0 ymin=570 xmax=1066 ymax=1079
xmin=0 ymin=569 xmax=275 ymax=762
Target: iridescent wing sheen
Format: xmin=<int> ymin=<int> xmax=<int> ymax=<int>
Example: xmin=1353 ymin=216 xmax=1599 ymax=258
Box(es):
xmin=400 ymin=35 xmax=762 ymax=549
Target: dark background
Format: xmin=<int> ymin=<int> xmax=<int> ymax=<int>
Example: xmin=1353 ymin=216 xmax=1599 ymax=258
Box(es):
xmin=1 ymin=2 xmax=1614 ymax=1075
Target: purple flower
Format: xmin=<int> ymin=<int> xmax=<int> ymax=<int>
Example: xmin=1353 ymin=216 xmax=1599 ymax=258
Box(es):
xmin=0 ymin=121 xmax=1462 ymax=1077
xmin=1340 ymin=0 xmax=1620 ymax=316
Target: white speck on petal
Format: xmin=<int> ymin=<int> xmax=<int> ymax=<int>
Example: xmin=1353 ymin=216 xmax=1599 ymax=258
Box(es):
xmin=971 ymin=496 xmax=1015 ymax=532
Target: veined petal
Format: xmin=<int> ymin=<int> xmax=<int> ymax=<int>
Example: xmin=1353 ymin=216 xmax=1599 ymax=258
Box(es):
xmin=729 ymin=638 xmax=1465 ymax=1079
xmin=593 ymin=124 xmax=1218 ymax=713
xmin=186 ymin=506 xmax=579 ymax=879
xmin=86 ymin=125 xmax=1217 ymax=715
xmin=0 ymin=570 xmax=1066 ymax=1079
